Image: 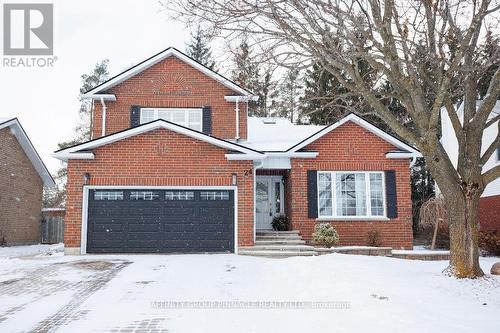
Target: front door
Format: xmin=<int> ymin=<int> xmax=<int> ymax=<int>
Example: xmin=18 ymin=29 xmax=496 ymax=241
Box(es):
xmin=256 ymin=176 xmax=284 ymax=230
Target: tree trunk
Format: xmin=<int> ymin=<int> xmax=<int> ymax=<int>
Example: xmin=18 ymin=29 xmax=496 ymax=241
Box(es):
xmin=444 ymin=193 xmax=484 ymax=278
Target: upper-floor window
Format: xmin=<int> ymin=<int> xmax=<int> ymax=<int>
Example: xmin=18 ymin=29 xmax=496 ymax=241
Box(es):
xmin=140 ymin=108 xmax=202 ymax=132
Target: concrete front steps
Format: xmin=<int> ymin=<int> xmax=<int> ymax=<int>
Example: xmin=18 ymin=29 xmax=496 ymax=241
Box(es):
xmin=239 ymin=230 xmax=318 ymax=258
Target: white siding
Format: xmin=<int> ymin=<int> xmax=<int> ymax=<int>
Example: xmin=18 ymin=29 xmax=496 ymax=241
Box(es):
xmin=440 ymin=101 xmax=500 ymax=197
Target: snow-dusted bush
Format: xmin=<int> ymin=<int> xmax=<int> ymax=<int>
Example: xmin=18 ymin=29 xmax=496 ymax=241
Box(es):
xmin=312 ymin=223 xmax=339 ymax=248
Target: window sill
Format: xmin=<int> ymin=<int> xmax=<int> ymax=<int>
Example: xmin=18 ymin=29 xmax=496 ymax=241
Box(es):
xmin=316 ymin=217 xmax=390 ymax=222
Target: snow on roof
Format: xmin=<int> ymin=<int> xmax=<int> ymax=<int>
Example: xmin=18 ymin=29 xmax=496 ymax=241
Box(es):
xmin=243 ymin=117 xmax=325 ymax=151
xmin=0 ymin=117 xmax=14 ymax=124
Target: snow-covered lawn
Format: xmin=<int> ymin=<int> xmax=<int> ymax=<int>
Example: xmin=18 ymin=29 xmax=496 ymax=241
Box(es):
xmin=0 ymin=247 xmax=498 ymax=333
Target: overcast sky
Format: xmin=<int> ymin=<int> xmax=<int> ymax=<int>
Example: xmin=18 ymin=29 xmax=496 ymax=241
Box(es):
xmin=0 ymin=0 xmax=205 ymax=173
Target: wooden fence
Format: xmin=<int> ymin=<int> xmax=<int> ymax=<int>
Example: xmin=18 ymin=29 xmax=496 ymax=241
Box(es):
xmin=41 ymin=210 xmax=65 ymax=244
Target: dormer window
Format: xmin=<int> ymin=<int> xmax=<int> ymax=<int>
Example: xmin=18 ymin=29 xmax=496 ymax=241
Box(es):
xmin=140 ymin=108 xmax=203 ymax=132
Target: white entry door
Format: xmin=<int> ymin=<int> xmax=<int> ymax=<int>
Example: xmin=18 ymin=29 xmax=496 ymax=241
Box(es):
xmin=256 ymin=176 xmax=284 ymax=230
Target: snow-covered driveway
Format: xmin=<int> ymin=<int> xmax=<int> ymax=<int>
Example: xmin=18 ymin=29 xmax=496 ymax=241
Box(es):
xmin=0 ymin=248 xmax=499 ymax=333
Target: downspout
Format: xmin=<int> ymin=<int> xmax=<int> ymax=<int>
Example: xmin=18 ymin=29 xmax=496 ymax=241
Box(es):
xmin=235 ymin=97 xmax=240 ymax=141
xmin=89 ymin=99 xmax=95 ymax=140
xmin=100 ymin=97 xmax=107 ymax=137
xmin=253 ymin=160 xmax=264 ymax=244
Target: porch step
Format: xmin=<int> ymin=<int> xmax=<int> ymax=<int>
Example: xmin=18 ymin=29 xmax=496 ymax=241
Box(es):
xmin=239 ymin=249 xmax=318 ymax=258
xmin=255 ymin=239 xmax=306 ymax=245
xmin=240 ymin=245 xmax=315 ymax=252
xmin=240 ymin=230 xmax=316 ymax=257
xmin=255 ymin=235 xmax=303 ymax=241
xmin=256 ymin=230 xmax=300 ymax=236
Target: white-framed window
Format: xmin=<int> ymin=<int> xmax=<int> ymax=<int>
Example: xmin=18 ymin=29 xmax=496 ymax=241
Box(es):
xmin=140 ymin=108 xmax=203 ymax=131
xmin=130 ymin=191 xmax=160 ymax=201
xmin=94 ymin=191 xmax=123 ymax=201
xmin=165 ymin=191 xmax=194 ymax=200
xmin=318 ymin=171 xmax=386 ymax=218
xmin=200 ymin=191 xmax=230 ymax=201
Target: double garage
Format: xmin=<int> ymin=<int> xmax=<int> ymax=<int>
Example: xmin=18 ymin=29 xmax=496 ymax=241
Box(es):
xmin=85 ymin=188 xmax=235 ymax=254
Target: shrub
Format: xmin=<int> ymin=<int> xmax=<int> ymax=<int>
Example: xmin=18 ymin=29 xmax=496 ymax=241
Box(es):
xmin=271 ymin=215 xmax=290 ymax=231
xmin=312 ymin=223 xmax=339 ymax=248
xmin=366 ymin=229 xmax=382 ymax=247
xmin=479 ymin=231 xmax=500 ymax=256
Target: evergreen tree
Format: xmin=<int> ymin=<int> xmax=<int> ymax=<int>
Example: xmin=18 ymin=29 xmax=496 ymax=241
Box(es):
xmin=273 ymin=68 xmax=301 ymax=122
xmin=300 ymin=62 xmax=349 ymax=125
xmin=231 ymin=39 xmax=273 ymax=117
xmin=411 ymin=158 xmax=436 ymax=235
xmin=59 ymin=59 xmax=110 ymax=148
xmin=44 ymin=60 xmax=110 ymax=207
xmin=185 ymin=26 xmax=216 ymax=70
xmin=477 ymin=30 xmax=499 ymax=99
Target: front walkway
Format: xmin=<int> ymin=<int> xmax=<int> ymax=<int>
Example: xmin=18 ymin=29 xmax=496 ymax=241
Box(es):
xmin=0 ymin=246 xmax=499 ymax=332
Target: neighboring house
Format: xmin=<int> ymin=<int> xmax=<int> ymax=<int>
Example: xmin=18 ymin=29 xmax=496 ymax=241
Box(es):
xmin=0 ymin=118 xmax=55 ymax=245
xmin=53 ymin=47 xmax=420 ymax=255
xmin=441 ymin=101 xmax=500 ymax=231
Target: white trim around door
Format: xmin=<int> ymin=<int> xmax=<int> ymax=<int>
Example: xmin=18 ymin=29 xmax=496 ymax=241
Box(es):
xmin=255 ymin=176 xmax=285 ymax=230
xmin=80 ymin=185 xmax=238 ymax=255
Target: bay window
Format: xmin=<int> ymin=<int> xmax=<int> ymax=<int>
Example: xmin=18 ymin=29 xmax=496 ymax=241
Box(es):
xmin=318 ymin=171 xmax=386 ymax=218
xmin=140 ymin=108 xmax=203 ymax=131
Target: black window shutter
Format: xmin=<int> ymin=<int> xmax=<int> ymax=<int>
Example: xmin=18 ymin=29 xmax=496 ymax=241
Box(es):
xmin=130 ymin=105 xmax=141 ymax=127
xmin=202 ymin=106 xmax=212 ymax=134
xmin=385 ymin=170 xmax=398 ymax=218
xmin=307 ymin=170 xmax=318 ymax=218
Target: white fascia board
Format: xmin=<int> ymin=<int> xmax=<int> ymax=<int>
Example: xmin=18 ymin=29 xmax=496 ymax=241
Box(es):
xmin=53 ymin=120 xmax=263 ymax=160
xmin=1 ymin=119 xmax=55 ymax=187
xmin=51 ymin=152 xmax=95 ymax=161
xmin=386 ymin=152 xmax=422 ymax=159
xmin=225 ymin=154 xmax=266 ymax=160
xmin=224 ymin=95 xmax=259 ymax=102
xmin=264 ymin=152 xmax=319 ymax=158
xmin=85 ymin=48 xmax=253 ymax=96
xmin=82 ymin=94 xmax=117 ymax=101
xmin=288 ymin=113 xmax=420 ymax=155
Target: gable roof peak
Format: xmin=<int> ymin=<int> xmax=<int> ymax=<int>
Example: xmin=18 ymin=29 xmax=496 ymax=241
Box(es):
xmin=83 ymin=47 xmax=256 ymax=98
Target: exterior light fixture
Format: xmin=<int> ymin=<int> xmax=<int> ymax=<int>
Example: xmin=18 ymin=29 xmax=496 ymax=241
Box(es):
xmin=232 ymin=173 xmax=238 ymax=186
xmin=83 ymin=172 xmax=91 ymax=185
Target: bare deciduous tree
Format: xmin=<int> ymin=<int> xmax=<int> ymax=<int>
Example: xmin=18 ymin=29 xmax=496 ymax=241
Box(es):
xmin=162 ymin=0 xmax=500 ymax=278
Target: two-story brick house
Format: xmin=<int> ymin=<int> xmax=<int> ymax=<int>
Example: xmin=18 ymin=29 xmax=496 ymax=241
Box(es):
xmin=54 ymin=47 xmax=420 ymax=255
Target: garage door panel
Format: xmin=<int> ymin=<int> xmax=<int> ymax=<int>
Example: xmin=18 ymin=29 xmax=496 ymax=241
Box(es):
xmin=163 ymin=224 xmax=197 ymax=232
xmin=162 ymin=208 xmax=196 ymax=217
xmin=198 ymin=223 xmax=232 ymax=232
xmin=89 ymin=232 xmax=125 ymax=240
xmin=87 ymin=188 xmax=234 ymax=254
xmin=126 ymin=240 xmax=159 ymax=248
xmin=92 ymin=224 xmax=124 ymax=232
xmin=89 ymin=239 xmax=124 ymax=248
xmin=127 ymin=223 xmax=160 ymax=232
xmin=200 ymin=240 xmax=232 ymax=248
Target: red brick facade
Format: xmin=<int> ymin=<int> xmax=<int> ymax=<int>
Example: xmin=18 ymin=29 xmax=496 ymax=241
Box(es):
xmin=63 ymin=52 xmax=415 ymax=253
xmin=0 ymin=128 xmax=43 ymax=245
xmin=91 ymin=56 xmax=248 ymax=140
xmin=64 ymin=128 xmax=254 ymax=249
xmin=479 ymin=195 xmax=500 ymax=232
xmin=287 ymin=122 xmax=413 ymax=249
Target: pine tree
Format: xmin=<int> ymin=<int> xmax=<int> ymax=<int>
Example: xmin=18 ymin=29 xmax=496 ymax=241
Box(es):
xmin=300 ymin=62 xmax=349 ymax=125
xmin=477 ymin=30 xmax=499 ymax=99
xmin=273 ymin=68 xmax=301 ymax=122
xmin=59 ymin=59 xmax=110 ymax=148
xmin=44 ymin=60 xmax=110 ymax=208
xmin=231 ymin=39 xmax=273 ymax=117
xmin=185 ymin=26 xmax=216 ymax=70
